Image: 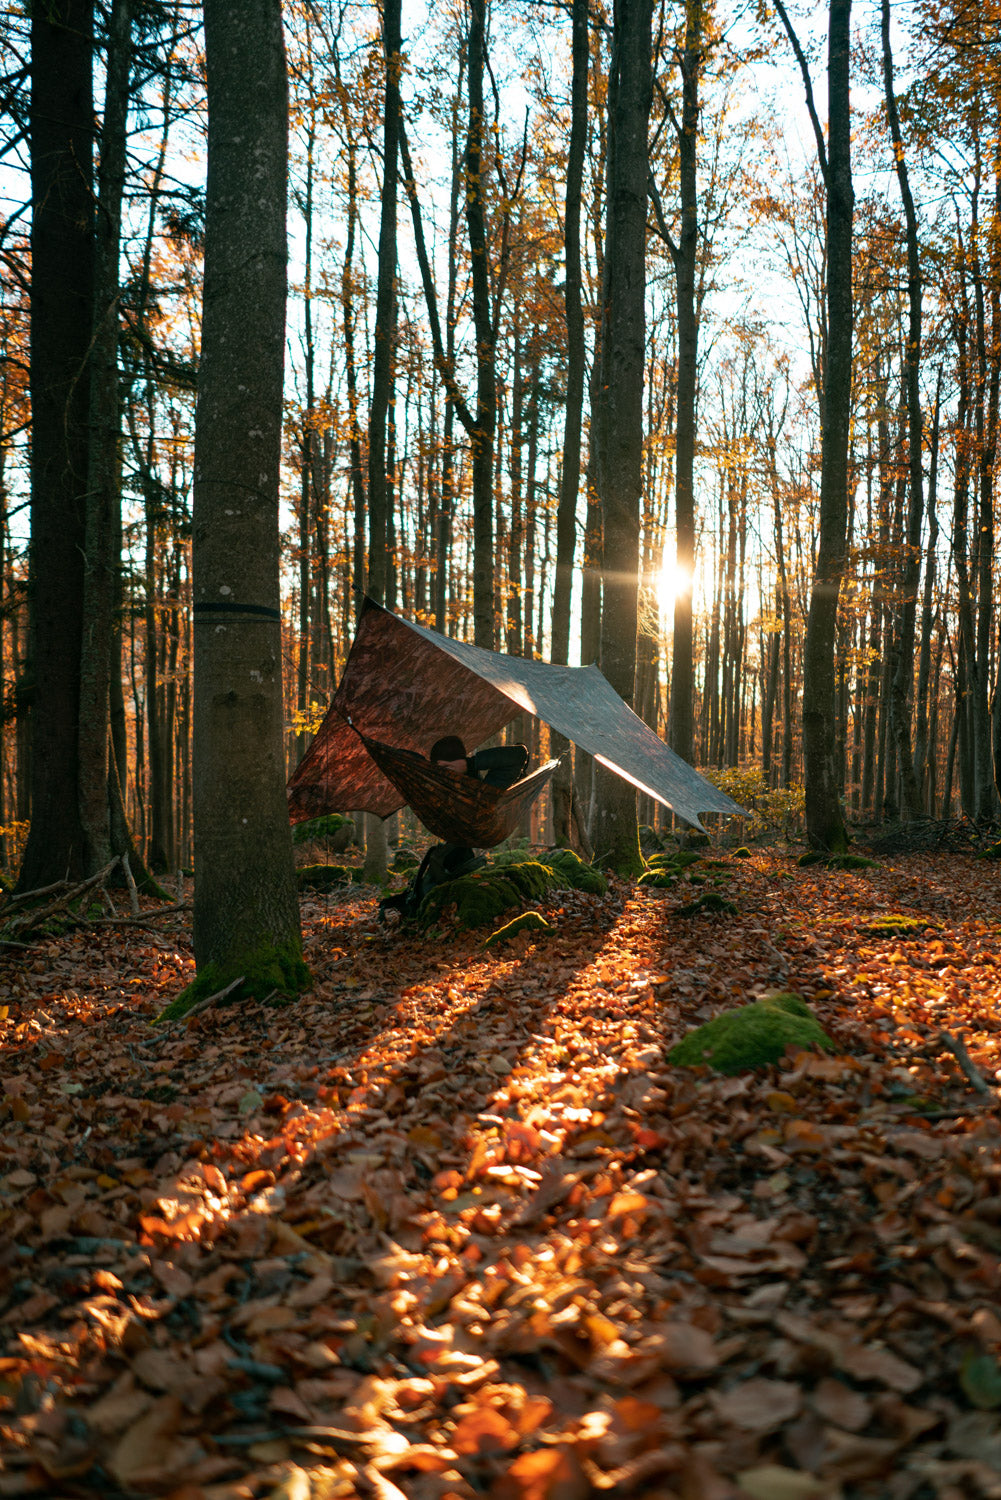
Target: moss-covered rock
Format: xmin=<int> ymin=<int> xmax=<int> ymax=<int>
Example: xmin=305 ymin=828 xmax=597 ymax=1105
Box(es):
xmin=669 ymin=992 xmax=834 ymax=1075
xmin=544 ymin=848 xmax=608 ymax=895
xmin=391 ymin=847 xmax=420 ymax=872
xmin=681 ymin=830 xmax=711 ymax=848
xmin=483 ymin=910 xmax=552 ymax=948
xmin=647 ymin=850 xmax=702 ymax=872
xmin=980 ymin=842 xmax=1001 ymax=861
xmin=418 ymin=851 xmax=606 ymax=931
xmin=827 ymin=852 xmax=879 ymax=871
xmin=638 ymin=869 xmax=678 ymax=889
xmin=798 ymin=849 xmax=880 ymax=872
xmin=675 ymin=891 xmax=738 ymax=916
xmin=734 ymin=846 xmax=752 ymax=859
xmin=156 ymin=940 xmax=312 ymax=1022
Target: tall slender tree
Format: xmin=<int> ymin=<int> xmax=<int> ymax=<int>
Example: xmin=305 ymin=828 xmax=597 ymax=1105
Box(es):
xmin=590 ymin=0 xmax=653 ymax=873
xmin=17 ymin=0 xmax=94 ymax=891
xmin=775 ymin=0 xmax=854 ymax=850
xmin=186 ymin=0 xmax=306 ymax=1005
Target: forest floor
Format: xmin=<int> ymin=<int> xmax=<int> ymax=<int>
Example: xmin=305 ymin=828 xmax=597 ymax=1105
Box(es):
xmin=1 ymin=847 xmax=1001 ymax=1500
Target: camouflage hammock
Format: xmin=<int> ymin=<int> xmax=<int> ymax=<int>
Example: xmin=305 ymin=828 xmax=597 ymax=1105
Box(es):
xmin=360 ymin=735 xmax=558 ymax=848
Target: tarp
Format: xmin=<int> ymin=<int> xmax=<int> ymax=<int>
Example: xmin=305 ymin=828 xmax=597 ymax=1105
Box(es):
xmin=286 ymin=598 xmax=744 ymax=831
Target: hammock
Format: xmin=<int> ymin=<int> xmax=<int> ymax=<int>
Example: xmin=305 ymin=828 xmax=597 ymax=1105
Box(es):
xmin=360 ymin=734 xmax=558 ymax=848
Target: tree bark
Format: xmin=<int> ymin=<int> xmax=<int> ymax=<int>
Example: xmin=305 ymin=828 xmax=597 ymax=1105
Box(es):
xmin=786 ymin=0 xmax=854 ymax=851
xmin=367 ymin=0 xmax=401 ymax=610
xmin=17 ymin=0 xmax=94 ymax=892
xmin=881 ymin=0 xmax=925 ymax=820
xmin=80 ymin=0 xmax=133 ymax=876
xmin=551 ymin=0 xmax=589 ymax=848
xmin=590 ymin=0 xmax=653 ymax=875
xmin=667 ymin=0 xmax=702 ymax=768
xmin=465 ymin=0 xmax=496 ymax=648
xmin=191 ymin=0 xmax=304 ymax=994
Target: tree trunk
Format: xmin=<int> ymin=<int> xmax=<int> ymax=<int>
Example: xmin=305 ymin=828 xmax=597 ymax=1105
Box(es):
xmin=17 ymin=0 xmax=94 ymax=892
xmin=796 ymin=0 xmax=854 ymax=851
xmin=367 ymin=0 xmax=401 ymax=610
xmin=190 ymin=0 xmax=304 ymax=998
xmin=79 ymin=0 xmax=133 ymax=877
xmin=590 ymin=0 xmax=653 ymax=875
xmin=551 ymin=0 xmax=589 ymax=848
xmin=465 ymin=0 xmax=496 ymax=649
xmin=881 ymin=0 xmax=925 ymax=820
xmin=667 ymin=0 xmax=702 ymax=768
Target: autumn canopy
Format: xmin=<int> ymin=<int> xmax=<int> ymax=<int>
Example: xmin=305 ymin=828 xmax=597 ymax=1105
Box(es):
xmin=286 ymin=598 xmax=743 ymax=835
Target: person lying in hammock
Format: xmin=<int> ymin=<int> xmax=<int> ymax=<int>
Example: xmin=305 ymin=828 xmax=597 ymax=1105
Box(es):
xmin=379 ymin=735 xmax=529 ymax=923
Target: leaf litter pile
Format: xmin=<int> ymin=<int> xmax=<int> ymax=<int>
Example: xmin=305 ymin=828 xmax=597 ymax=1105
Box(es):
xmin=2 ymin=850 xmax=1001 ymax=1500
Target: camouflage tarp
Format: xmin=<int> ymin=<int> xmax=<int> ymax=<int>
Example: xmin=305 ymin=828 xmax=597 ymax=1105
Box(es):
xmin=287 ymin=598 xmax=744 ymax=832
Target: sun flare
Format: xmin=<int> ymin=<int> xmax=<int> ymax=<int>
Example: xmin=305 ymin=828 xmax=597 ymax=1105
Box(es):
xmin=657 ymin=560 xmax=694 ymax=616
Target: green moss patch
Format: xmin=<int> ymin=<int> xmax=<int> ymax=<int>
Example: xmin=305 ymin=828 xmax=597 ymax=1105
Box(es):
xmin=676 ymin=892 xmax=738 ymax=917
xmin=979 ymin=842 xmax=1001 ymax=861
xmin=156 ymin=940 xmax=312 ymax=1023
xmin=734 ymin=847 xmax=752 ymax=859
xmin=669 ymin=992 xmax=835 ymax=1075
xmin=861 ymin=912 xmax=938 ymax=939
xmin=798 ymin=850 xmax=880 ymax=872
xmin=483 ymin=910 xmax=552 ymax=948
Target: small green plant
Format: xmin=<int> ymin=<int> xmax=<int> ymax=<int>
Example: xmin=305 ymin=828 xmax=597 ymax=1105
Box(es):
xmin=292 ymin=813 xmax=355 ymax=848
xmin=703 ymin=767 xmax=805 ymax=842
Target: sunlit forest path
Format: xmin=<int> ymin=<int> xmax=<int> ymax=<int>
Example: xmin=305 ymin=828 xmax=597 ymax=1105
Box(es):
xmin=2 ymin=850 xmax=1001 ymax=1498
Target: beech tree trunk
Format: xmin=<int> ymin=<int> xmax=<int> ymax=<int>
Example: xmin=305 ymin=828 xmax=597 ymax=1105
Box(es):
xmin=551 ymin=0 xmax=589 ymax=850
xmin=17 ymin=0 xmax=94 ymax=892
xmin=79 ymin=0 xmax=133 ymax=876
xmin=465 ymin=0 xmax=496 ymax=648
xmin=667 ymin=0 xmax=702 ymax=768
xmin=881 ymin=0 xmax=925 ymax=820
xmin=590 ymin=0 xmax=653 ymax=874
xmin=191 ymin=0 xmax=304 ymax=995
xmin=782 ymin=0 xmax=854 ymax=851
